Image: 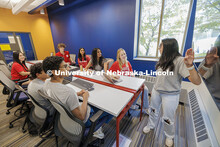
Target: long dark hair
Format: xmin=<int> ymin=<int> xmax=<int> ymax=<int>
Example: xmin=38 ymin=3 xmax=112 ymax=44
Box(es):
xmin=92 ymin=48 xmax=104 ymax=69
xmin=13 ymin=51 xmax=28 ymax=71
xmin=78 ymin=48 xmax=86 ymax=61
xmin=156 ymin=38 xmax=181 ymax=71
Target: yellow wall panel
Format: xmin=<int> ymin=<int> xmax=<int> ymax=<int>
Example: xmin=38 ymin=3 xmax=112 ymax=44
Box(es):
xmin=0 ymin=44 xmax=11 ymax=51
xmin=0 ymin=8 xmax=55 ymax=60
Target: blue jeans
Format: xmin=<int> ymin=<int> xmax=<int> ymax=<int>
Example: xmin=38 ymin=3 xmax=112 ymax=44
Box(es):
xmin=85 ymin=106 xmax=113 ymax=128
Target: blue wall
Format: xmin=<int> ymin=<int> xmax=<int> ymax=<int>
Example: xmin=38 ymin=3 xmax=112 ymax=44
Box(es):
xmin=48 ymin=0 xmax=156 ymax=72
xmin=48 ymin=0 xmax=198 ymax=73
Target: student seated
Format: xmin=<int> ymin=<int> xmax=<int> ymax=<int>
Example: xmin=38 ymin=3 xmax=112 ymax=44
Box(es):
xmin=109 ymin=48 xmax=149 ymax=113
xmin=11 ymin=51 xmax=30 ymax=85
xmin=78 ymin=48 xmax=91 ymax=68
xmin=85 ymin=48 xmax=113 ymax=72
xmin=143 ymin=38 xmax=201 ymax=147
xmin=42 ymin=56 xmax=112 ymax=139
xmin=28 ymin=63 xmax=55 ymax=116
xmin=55 ymin=43 xmax=76 ymax=66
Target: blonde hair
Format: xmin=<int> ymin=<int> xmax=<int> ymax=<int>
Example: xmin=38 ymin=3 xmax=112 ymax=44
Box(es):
xmin=116 ymin=48 xmax=128 ymax=70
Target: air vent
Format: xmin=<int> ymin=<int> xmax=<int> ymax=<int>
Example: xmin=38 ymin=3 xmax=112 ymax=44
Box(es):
xmin=139 ymin=75 xmax=156 ymax=83
xmin=188 ymin=89 xmax=208 ymax=142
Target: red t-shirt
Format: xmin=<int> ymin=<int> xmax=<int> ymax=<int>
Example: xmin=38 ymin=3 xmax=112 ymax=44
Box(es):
xmin=78 ymin=55 xmax=91 ymax=68
xmin=109 ymin=61 xmax=133 ymax=76
xmin=11 ymin=62 xmax=28 ymax=80
xmin=56 ymin=51 xmax=71 ymax=64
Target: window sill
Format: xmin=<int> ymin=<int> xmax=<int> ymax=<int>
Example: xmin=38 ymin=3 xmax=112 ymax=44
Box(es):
xmin=133 ymin=57 xmax=159 ymax=62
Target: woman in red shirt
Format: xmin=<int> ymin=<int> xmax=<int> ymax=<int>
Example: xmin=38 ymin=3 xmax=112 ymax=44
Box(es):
xmin=11 ymin=51 xmax=30 ymax=85
xmin=77 ymin=48 xmax=91 ymax=68
xmin=55 ymin=43 xmax=76 ymax=65
xmin=109 ymin=48 xmax=133 ymax=76
xmin=109 ymin=48 xmax=149 ymax=113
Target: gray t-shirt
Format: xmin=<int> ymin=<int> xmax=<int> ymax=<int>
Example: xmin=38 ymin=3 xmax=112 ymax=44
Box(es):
xmin=154 ymin=56 xmax=190 ymax=94
xmin=28 ymin=78 xmax=55 ymax=116
xmin=89 ymin=57 xmax=107 ymax=71
xmin=198 ymin=59 xmax=220 ymax=99
xmin=44 ymin=81 xmax=90 ymax=123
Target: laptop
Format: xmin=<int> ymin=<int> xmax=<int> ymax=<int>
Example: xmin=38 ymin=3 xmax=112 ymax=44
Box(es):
xmin=70 ymin=79 xmax=94 ymax=91
xmin=102 ymin=73 xmax=122 ymax=84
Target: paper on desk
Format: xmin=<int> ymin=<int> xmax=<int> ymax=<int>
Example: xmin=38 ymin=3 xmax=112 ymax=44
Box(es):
xmin=112 ymin=134 xmax=131 ymax=147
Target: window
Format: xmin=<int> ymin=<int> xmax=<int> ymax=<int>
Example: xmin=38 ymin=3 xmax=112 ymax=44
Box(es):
xmin=193 ymin=0 xmax=220 ymax=58
xmin=136 ymin=0 xmax=191 ymax=58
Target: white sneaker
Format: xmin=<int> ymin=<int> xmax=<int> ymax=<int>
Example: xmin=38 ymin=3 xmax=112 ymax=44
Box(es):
xmin=143 ymin=126 xmax=151 ymax=134
xmin=165 ymin=137 xmax=173 ymax=147
xmin=93 ymin=127 xmax=104 ymax=139
xmin=143 ymin=109 xmax=150 ymax=115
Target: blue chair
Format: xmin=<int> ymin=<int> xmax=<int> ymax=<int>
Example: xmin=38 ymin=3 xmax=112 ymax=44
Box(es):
xmin=0 ymin=71 xmax=29 ymax=128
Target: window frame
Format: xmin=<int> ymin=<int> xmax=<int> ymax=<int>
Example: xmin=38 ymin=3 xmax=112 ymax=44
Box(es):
xmin=133 ymin=0 xmax=193 ymax=60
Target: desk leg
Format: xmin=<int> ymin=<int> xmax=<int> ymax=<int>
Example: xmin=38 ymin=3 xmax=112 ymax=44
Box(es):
xmin=140 ymin=85 xmax=144 ymax=121
xmin=116 ymin=117 xmax=120 ymax=147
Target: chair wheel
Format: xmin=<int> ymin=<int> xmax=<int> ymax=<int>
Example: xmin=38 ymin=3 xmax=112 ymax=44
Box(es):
xmin=9 ymin=124 xmax=13 ymax=128
xmin=6 ymin=111 xmax=10 ymax=115
xmin=22 ymin=129 xmax=27 ymax=133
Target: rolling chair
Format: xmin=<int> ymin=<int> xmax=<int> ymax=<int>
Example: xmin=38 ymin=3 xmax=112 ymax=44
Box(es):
xmin=106 ymin=58 xmax=114 ymax=70
xmin=38 ymin=89 xmax=108 ymax=147
xmin=15 ymin=85 xmax=57 ymax=147
xmin=0 ymin=71 xmax=29 ymax=128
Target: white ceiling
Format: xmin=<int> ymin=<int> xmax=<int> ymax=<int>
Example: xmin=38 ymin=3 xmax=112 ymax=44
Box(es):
xmin=0 ymin=0 xmax=47 ymax=12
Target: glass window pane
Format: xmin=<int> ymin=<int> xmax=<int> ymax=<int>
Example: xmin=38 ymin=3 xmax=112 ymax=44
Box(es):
xmin=138 ymin=0 xmax=162 ymax=57
xmin=193 ymin=0 xmax=220 ymax=58
xmin=160 ymin=0 xmax=190 ymax=54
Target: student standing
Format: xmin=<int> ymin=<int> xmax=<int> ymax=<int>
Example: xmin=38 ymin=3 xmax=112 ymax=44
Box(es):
xmin=77 ymin=48 xmax=91 ymax=68
xmin=109 ymin=48 xmax=149 ymax=113
xmin=11 ymin=51 xmax=30 ymax=85
xmin=143 ymin=38 xmax=201 ymax=147
xmin=55 ymin=43 xmax=75 ymax=65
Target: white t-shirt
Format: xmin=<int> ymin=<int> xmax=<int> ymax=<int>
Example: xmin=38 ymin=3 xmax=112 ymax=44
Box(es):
xmin=44 ymin=81 xmax=90 ymax=123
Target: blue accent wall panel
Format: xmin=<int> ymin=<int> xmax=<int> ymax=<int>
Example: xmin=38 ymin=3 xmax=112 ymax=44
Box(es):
xmin=0 ymin=33 xmax=12 ymax=44
xmin=48 ymin=0 xmax=158 ymax=72
xmin=48 ymin=0 xmax=199 ymax=75
xmin=16 ymin=33 xmax=35 ymax=61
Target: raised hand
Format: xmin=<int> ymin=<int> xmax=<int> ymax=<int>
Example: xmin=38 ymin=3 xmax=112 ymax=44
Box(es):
xmin=184 ymin=48 xmax=194 ymax=67
xmin=204 ymin=47 xmax=219 ymax=68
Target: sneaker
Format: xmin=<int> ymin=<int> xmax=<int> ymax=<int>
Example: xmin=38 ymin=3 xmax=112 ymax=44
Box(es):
xmin=143 ymin=126 xmax=151 ymax=134
xmin=93 ymin=127 xmax=104 ymax=139
xmin=130 ymin=105 xmax=139 ymax=110
xmin=143 ymin=109 xmax=150 ymax=115
xmin=165 ymin=137 xmax=173 ymax=147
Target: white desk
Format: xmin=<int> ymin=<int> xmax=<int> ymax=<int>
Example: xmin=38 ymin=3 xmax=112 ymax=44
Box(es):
xmin=68 ymin=75 xmax=145 ymax=147
xmin=67 ymin=77 xmax=134 ymax=117
xmin=74 ymin=73 xmax=145 ymax=91
xmin=26 ymin=60 xmax=43 ymax=68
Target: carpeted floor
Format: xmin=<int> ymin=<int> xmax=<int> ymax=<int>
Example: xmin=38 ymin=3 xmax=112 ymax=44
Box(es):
xmin=0 ymin=85 xmax=187 ymax=147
